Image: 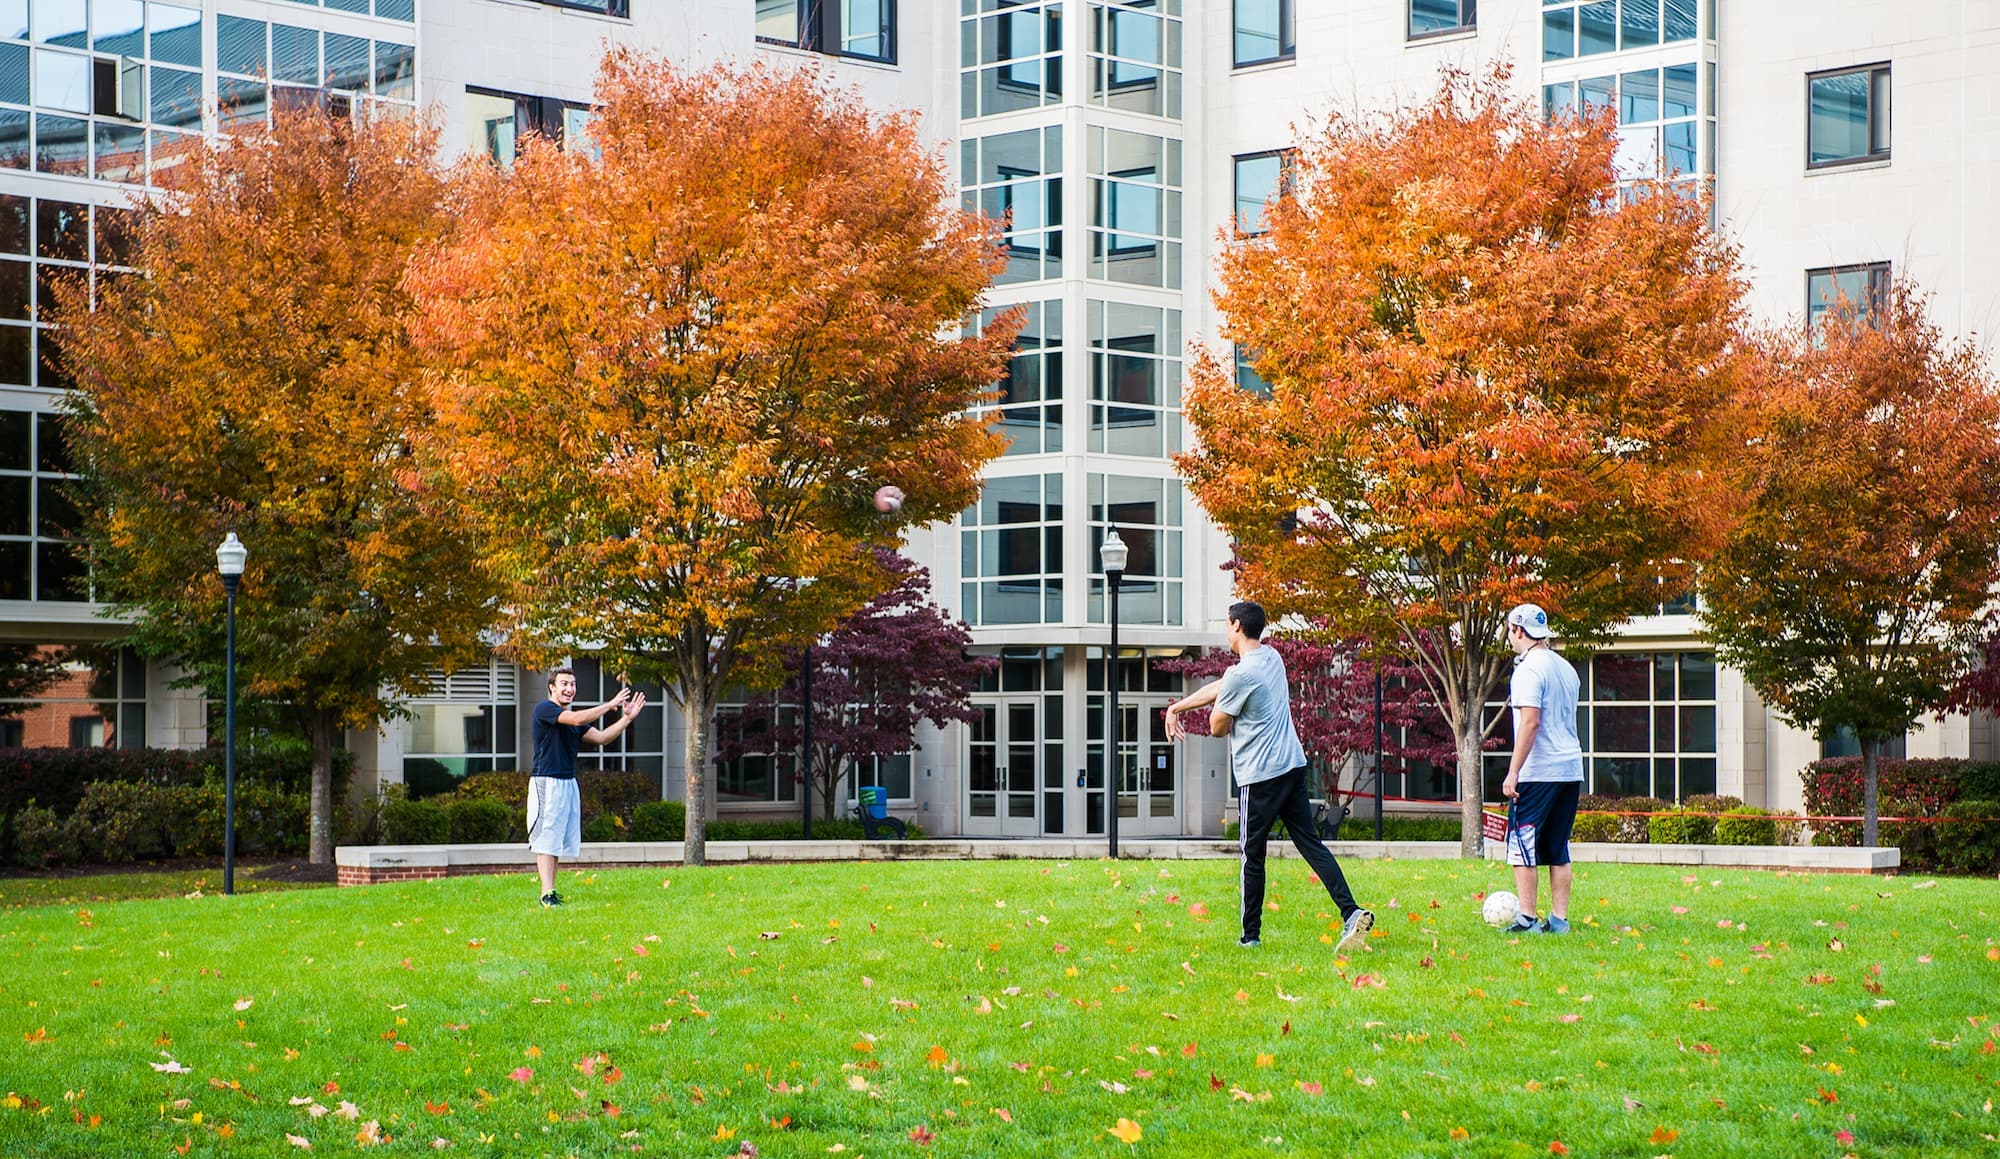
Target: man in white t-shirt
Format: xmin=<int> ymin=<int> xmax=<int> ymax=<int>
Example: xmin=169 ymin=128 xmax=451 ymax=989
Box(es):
xmin=1166 ymin=601 xmax=1375 ymax=955
xmin=1500 ymin=603 xmax=1584 ymax=934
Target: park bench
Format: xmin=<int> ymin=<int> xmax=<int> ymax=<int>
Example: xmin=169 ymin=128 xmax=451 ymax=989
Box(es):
xmin=852 ymin=784 xmax=908 ymax=840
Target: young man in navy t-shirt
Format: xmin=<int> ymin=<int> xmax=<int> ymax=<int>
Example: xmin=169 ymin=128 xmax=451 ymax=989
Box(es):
xmin=529 ymin=667 xmax=646 ymax=907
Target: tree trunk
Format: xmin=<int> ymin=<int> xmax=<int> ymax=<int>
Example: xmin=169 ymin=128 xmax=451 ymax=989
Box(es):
xmin=1861 ymin=735 xmax=1879 ymax=849
xmin=1456 ymin=712 xmax=1485 ymax=860
xmin=307 ymin=708 xmax=339 ymax=865
xmin=683 ymin=669 xmax=711 ymax=867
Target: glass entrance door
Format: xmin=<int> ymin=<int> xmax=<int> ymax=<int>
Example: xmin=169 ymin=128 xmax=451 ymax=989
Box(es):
xmin=967 ymin=697 xmax=1056 ymax=836
xmin=1087 ymin=693 xmax=1180 ymax=836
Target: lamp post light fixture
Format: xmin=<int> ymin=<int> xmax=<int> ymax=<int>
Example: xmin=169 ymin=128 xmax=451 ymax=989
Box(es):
xmin=1099 ymin=528 xmax=1128 ymax=859
xmin=215 ymin=532 xmax=247 ymax=896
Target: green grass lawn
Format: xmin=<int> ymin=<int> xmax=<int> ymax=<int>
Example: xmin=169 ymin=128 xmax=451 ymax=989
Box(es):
xmin=1 ymin=858 xmax=1995 ymax=1158
xmin=0 ymin=862 xmax=330 ymax=909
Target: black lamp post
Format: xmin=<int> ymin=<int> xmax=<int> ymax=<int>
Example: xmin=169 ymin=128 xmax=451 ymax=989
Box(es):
xmin=1100 ymin=528 xmax=1128 ymax=859
xmin=215 ymin=532 xmax=247 ymax=896
xmin=800 ymin=643 xmax=813 ymax=840
xmin=1373 ymin=668 xmax=1385 ymax=841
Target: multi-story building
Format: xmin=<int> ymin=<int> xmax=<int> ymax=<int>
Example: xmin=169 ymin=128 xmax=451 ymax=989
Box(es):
xmin=4 ymin=1 xmax=1995 ymax=836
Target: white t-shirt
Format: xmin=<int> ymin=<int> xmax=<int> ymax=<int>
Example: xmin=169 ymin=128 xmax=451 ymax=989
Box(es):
xmin=1215 ymin=644 xmax=1309 ymax=786
xmin=1509 ymin=646 xmax=1584 ymax=783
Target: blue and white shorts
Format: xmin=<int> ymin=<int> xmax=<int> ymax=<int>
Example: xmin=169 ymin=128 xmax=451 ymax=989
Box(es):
xmin=527 ymin=775 xmax=581 ymax=859
xmin=1508 ymin=781 xmax=1582 ymax=868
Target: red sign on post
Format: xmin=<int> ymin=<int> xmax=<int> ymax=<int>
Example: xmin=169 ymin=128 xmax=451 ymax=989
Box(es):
xmin=1481 ymin=808 xmax=1508 ymax=844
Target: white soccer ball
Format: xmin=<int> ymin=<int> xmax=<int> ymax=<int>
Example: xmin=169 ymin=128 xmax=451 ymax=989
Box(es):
xmin=1482 ymin=890 xmax=1521 ymax=927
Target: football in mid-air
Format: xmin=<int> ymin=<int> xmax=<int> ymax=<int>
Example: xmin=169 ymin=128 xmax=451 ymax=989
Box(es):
xmin=1482 ymin=890 xmax=1521 ymax=927
xmin=873 ymin=485 xmax=905 ymax=514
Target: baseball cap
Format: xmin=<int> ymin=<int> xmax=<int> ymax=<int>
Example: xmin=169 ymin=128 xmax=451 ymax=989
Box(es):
xmin=1506 ymin=603 xmax=1551 ymax=639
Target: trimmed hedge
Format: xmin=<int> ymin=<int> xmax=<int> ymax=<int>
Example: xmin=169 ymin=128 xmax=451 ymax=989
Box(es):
xmin=1936 ymin=800 xmax=2000 ymax=875
xmin=1647 ymin=809 xmax=1718 ymax=845
xmin=630 ymin=800 xmax=686 ymax=841
xmin=380 ymin=798 xmax=449 ymax=846
xmin=1801 ymin=757 xmax=2000 ymax=871
xmin=444 ymin=797 xmax=514 ymax=844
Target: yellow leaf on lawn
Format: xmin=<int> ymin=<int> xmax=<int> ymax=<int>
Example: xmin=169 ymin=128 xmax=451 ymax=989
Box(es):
xmin=713 ymin=1124 xmax=736 ymax=1141
xmin=1449 ymin=1127 xmax=1470 ymax=1141
xmin=1109 ymin=1118 xmax=1142 ymax=1144
xmin=1255 ymin=1054 xmax=1274 ymax=1068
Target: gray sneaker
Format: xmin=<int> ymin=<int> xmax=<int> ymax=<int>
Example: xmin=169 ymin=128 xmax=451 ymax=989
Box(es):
xmin=1504 ymin=914 xmax=1540 ymax=934
xmin=1539 ymin=915 xmax=1570 ymax=935
xmin=1238 ymin=936 xmax=1261 ymax=948
xmin=1335 ymin=908 xmax=1374 ymax=955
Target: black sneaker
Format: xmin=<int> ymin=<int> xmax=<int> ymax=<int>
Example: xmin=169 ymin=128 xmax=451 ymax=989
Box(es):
xmin=1504 ymin=913 xmax=1539 ymax=934
xmin=539 ymin=891 xmax=565 ymax=908
xmin=1238 ymin=936 xmax=1261 ymax=948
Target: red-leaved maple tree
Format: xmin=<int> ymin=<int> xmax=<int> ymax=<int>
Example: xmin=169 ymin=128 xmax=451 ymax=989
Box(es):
xmin=1178 ymin=69 xmax=1752 ymax=853
xmin=1156 ymin=630 xmax=1457 ymax=808
xmin=716 ymin=552 xmax=995 ymax=822
xmin=406 ymin=51 xmax=1013 ymax=864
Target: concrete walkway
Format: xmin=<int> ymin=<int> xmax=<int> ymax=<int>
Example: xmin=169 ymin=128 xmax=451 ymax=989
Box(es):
xmin=336 ymin=836 xmax=1897 ymax=884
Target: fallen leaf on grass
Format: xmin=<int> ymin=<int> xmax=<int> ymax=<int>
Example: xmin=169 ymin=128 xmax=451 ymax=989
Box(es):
xmin=286 ymin=1135 xmax=311 ymax=1150
xmin=1298 ymin=1081 xmax=1322 ymax=1096
xmin=1108 ymin=1119 xmax=1142 ymax=1144
xmin=992 ymin=1108 xmax=1012 ymax=1124
xmin=1649 ymin=1126 xmax=1679 ymax=1144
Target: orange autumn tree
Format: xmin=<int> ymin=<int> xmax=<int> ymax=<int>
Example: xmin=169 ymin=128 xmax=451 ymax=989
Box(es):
xmin=1702 ymin=281 xmax=2000 ymax=848
xmin=49 ymin=110 xmax=501 ymax=864
xmin=1179 ymin=69 xmax=1751 ymax=855
xmin=406 ymin=50 xmax=1012 ymax=865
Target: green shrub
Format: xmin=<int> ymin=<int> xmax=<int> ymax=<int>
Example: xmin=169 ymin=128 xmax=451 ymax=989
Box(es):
xmin=1772 ymin=811 xmax=1805 ymax=847
xmin=1682 ymin=794 xmax=1744 ymax=815
xmin=1335 ymin=816 xmax=1462 ymax=842
xmin=1647 ymin=809 xmax=1717 ymax=845
xmin=582 ymin=813 xmax=620 ymax=843
xmin=379 ymin=797 xmax=449 ymax=845
xmin=1609 ymin=797 xmax=1671 ymax=843
xmin=580 ymin=771 xmax=658 ymax=827
xmin=64 ymin=780 xmax=170 ymax=863
xmin=11 ymin=802 xmax=73 ymax=868
xmin=1936 ymin=800 xmax=2000 ymax=875
xmin=160 ymin=781 xmax=226 ymax=858
xmin=706 ymin=819 xmax=872 ymax=841
xmin=630 ymin=800 xmax=686 ymax=841
xmin=1571 ymin=812 xmax=1620 ymax=843
xmin=1715 ymin=807 xmax=1778 ymax=846
xmin=445 ymin=797 xmax=514 ymax=844
xmin=455 ymin=771 xmax=529 ymax=813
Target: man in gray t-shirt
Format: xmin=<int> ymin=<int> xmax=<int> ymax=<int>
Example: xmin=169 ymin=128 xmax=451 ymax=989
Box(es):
xmin=1499 ymin=603 xmax=1584 ymax=935
xmin=1167 ymin=601 xmax=1374 ymax=955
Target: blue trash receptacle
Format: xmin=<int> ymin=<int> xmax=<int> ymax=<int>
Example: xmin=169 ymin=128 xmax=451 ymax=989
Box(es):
xmin=860 ymin=785 xmax=889 ymax=820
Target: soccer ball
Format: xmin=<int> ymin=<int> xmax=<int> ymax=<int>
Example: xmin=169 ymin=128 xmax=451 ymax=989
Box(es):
xmin=1482 ymin=890 xmax=1521 ymax=927
xmin=873 ymin=485 xmax=905 ymax=514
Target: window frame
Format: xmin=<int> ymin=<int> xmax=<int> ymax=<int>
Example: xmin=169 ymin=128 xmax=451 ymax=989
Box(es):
xmin=1230 ymin=148 xmax=1287 ymax=237
xmin=1408 ymin=0 xmax=1476 ymax=42
xmin=757 ymin=0 xmax=897 ymax=65
xmin=1232 ymin=0 xmax=1294 ymax=69
xmin=1805 ymin=62 xmax=1890 ymax=170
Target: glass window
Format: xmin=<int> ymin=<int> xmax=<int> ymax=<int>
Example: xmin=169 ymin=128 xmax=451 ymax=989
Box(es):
xmin=0 ymin=644 xmax=147 ymax=747
xmin=961 ymin=0 xmax=1061 ymax=120
xmin=1234 ymin=343 xmax=1269 ymax=396
xmin=1089 ymin=127 xmax=1181 ymax=288
xmin=402 ymin=660 xmax=521 ymax=786
xmin=1233 ymin=0 xmax=1292 ymax=67
xmin=974 ymin=301 xmax=1063 ymax=457
xmin=1808 ymin=65 xmax=1890 ymax=168
xmin=1620 ymin=0 xmax=1657 ymax=47
xmin=1619 ymin=67 xmax=1658 ymax=125
xmin=1663 ymin=0 xmax=1696 ymax=40
xmin=756 ymin=0 xmax=803 ymax=44
xmin=1092 ymin=0 xmax=1181 ymax=118
xmin=1482 ymin=650 xmax=1718 ymax=802
xmin=373 ymin=41 xmax=414 ymax=101
xmin=1232 ymin=150 xmax=1282 ymax=235
xmin=960 ymin=472 xmax=1064 ymax=626
xmin=218 ymin=16 xmax=269 ymax=77
xmin=1088 ymin=474 xmax=1182 ymax=626
xmin=566 ymin=660 xmax=665 ymax=780
xmin=374 ymin=0 xmax=416 ymax=21
xmin=91 ymin=0 xmax=146 ymax=57
xmin=148 ymin=4 xmax=201 ymax=68
xmin=1542 ymin=5 xmax=1573 ymax=60
xmin=272 ymin=25 xmax=318 ymax=85
xmin=964 ymin=126 xmax=1063 ymax=284
xmin=324 ymin=34 xmax=371 ymax=92
xmin=31 ymin=0 xmax=86 ymax=48
xmin=1806 ymin=263 xmax=1889 ymax=329
xmin=33 ymin=49 xmax=89 ymax=113
xmin=0 ymin=409 xmax=88 ymax=599
xmin=150 ymin=65 xmax=201 ymax=128
xmin=1578 ymin=0 xmax=1616 ymax=53
xmin=466 ymin=90 xmax=517 ymax=165
xmin=1411 ymin=0 xmax=1475 ymax=38
xmin=1090 ymin=301 xmax=1181 ymax=458
xmin=840 ymin=0 xmax=894 ymax=62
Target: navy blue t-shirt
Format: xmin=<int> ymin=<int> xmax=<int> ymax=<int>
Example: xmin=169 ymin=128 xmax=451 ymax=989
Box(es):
xmin=532 ymin=699 xmax=584 ymax=780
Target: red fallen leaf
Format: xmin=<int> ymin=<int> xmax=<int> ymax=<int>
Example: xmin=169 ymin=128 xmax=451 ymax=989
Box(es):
xmin=1352 ymin=973 xmax=1386 ymax=990
xmin=1983 ymin=1040 xmax=1997 ymax=1056
xmin=604 ymin=1066 xmax=622 ymax=1085
xmin=602 ymin=1101 xmax=620 ymax=1118
xmin=1210 ymin=1073 xmax=1225 ymax=1091
xmin=1282 ymin=1021 xmax=1292 ymax=1036
xmin=1691 ymin=1042 xmax=1718 ymax=1055
xmin=1836 ymin=1129 xmax=1855 ymax=1145
xmin=1429 ymin=899 xmax=1442 ymax=909
xmin=1549 ymin=1143 xmax=1569 ymax=1155
xmin=909 ymin=1124 xmax=935 ymax=1145
xmin=926 ymin=1046 xmax=949 ymax=1068
xmin=508 ymin=1067 xmax=533 ymax=1083
xmin=1449 ymin=1032 xmax=1467 ymax=1047
xmin=1559 ymin=1014 xmax=1581 ymax=1024
xmin=1182 ymin=1043 xmax=1197 ymax=1058
xmin=1298 ymin=1081 xmax=1323 ymax=1096
xmin=1804 ymin=973 xmax=1836 ymax=985
xmin=993 ymin=1107 xmax=1013 ymax=1124
xmin=173 ymin=1138 xmax=192 ymax=1155
xmin=770 ymin=1116 xmax=792 ymax=1129
xmin=1649 ymin=1126 xmax=1679 ymax=1144
xmin=424 ymin=1102 xmax=450 ymax=1115
xmin=1420 ymin=957 xmax=1435 ymax=968
xmin=631 ymin=945 xmax=649 ymax=957
xmin=323 ymin=1082 xmax=340 ymax=1095
xmin=1188 ymin=902 xmax=1210 ymax=919
xmin=1818 ymin=1087 xmax=1839 ymax=1104
xmin=1052 ymin=944 xmax=1070 ymax=954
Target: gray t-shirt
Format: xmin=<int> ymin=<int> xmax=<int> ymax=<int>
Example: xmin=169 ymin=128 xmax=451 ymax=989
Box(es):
xmin=1510 ymin=646 xmax=1584 ymax=782
xmin=1215 ymin=643 xmax=1308 ymax=786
